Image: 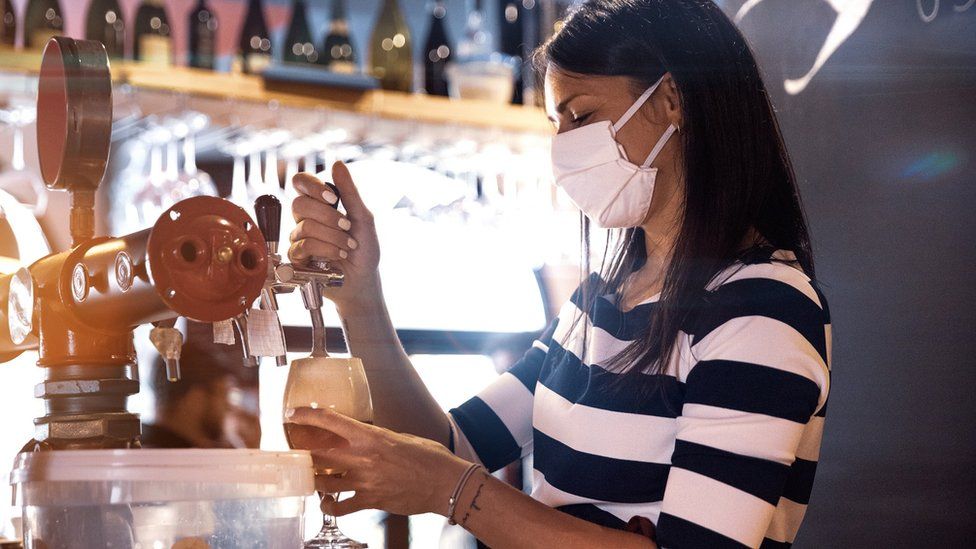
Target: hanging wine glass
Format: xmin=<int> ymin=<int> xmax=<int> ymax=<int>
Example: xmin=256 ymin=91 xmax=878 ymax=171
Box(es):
xmin=169 ymin=111 xmax=218 ymax=198
xmin=130 ymin=119 xmax=177 ymax=224
xmin=259 ymin=128 xmax=291 ymax=199
xmin=0 ymin=100 xmax=47 ymax=215
xmin=219 ymin=133 xmax=254 ymax=209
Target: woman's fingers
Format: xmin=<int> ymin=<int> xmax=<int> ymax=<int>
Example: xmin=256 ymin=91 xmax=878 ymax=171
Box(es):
xmin=322 ymin=493 xmax=372 ymax=517
xmin=286 ymin=407 xmax=371 ymax=440
xmin=291 ymin=218 xmax=358 ymax=251
xmin=291 ymin=195 xmax=350 ymax=229
xmin=310 ymin=447 xmax=364 ymax=471
xmin=314 ymin=473 xmax=358 ymax=494
xmin=289 ymin=194 xmax=356 ymax=264
xmin=289 ymin=238 xmax=347 ymax=262
xmin=291 ymin=172 xmax=330 ymax=201
xmin=291 ymin=165 xmax=372 ymax=225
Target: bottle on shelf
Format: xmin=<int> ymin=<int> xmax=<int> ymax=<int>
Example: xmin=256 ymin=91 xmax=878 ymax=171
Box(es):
xmin=498 ymin=1 xmax=525 ymax=104
xmin=519 ymin=0 xmax=542 ymax=106
xmin=369 ymin=0 xmax=413 ymax=93
xmin=320 ymin=0 xmax=356 ymax=73
xmin=283 ymin=0 xmax=316 ymax=64
xmin=25 ymin=0 xmax=63 ymax=49
xmin=239 ymin=0 xmax=272 ymax=74
xmin=189 ymin=0 xmax=218 ymax=70
xmin=86 ymin=0 xmax=125 ymax=60
xmin=1 ymin=0 xmax=16 ymax=47
xmin=423 ymin=0 xmax=453 ymax=96
xmin=134 ymin=0 xmax=172 ymax=67
xmin=457 ymin=0 xmax=493 ymax=61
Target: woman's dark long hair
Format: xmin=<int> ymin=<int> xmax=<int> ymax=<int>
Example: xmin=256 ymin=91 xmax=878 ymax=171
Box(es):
xmin=537 ymin=0 xmax=816 ymax=380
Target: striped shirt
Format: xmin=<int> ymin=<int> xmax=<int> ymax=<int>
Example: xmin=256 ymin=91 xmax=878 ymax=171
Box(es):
xmin=448 ymin=247 xmax=831 ymax=548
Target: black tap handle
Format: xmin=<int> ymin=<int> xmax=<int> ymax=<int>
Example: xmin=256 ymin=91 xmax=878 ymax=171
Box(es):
xmin=323 ymin=181 xmax=341 ymax=210
xmin=254 ymin=194 xmax=282 ymax=245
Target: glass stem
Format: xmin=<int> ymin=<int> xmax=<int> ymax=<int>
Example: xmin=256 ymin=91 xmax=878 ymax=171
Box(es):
xmin=184 ymin=133 xmax=198 ymax=175
xmin=322 ymin=495 xmax=338 ymax=530
xmin=232 ymin=155 xmax=247 ymax=203
xmin=12 ymin=125 xmax=24 ymax=171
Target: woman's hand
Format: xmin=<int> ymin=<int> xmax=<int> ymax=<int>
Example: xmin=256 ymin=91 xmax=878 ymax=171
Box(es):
xmin=285 ymin=407 xmax=470 ymax=518
xmin=289 ymin=161 xmax=382 ymax=311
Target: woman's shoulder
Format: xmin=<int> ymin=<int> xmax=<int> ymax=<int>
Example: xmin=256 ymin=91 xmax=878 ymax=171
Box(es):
xmin=705 ymin=247 xmax=829 ymax=317
xmin=685 ymin=248 xmax=831 ymax=356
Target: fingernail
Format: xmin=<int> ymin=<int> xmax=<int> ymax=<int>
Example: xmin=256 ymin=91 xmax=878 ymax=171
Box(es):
xmin=338 ymin=218 xmax=352 ymax=231
xmin=347 ymin=238 xmax=358 ymax=250
xmin=284 ymin=408 xmax=296 ymax=418
xmin=322 ymin=190 xmax=338 ymax=205
xmin=339 ymin=250 xmax=348 ymax=259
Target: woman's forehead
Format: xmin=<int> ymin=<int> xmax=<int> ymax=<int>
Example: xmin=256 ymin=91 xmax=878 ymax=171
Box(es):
xmin=544 ymin=65 xmax=634 ymax=112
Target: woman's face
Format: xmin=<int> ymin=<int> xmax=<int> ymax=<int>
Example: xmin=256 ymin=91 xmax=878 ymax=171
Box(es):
xmin=544 ymin=64 xmax=684 ymax=227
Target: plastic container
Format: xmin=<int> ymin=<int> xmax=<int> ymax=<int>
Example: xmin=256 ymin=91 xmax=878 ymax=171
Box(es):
xmin=9 ymin=449 xmax=314 ymax=549
xmin=446 ymin=58 xmax=518 ymax=104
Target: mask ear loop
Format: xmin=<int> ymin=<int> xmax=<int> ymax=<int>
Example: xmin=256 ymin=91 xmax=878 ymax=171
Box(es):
xmin=640 ymin=124 xmax=678 ymax=169
xmin=612 ymin=73 xmax=668 ymax=134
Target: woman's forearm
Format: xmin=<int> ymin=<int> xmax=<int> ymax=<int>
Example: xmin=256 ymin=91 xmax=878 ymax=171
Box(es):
xmin=336 ymin=280 xmax=450 ymax=445
xmin=450 ymin=469 xmax=657 ymax=549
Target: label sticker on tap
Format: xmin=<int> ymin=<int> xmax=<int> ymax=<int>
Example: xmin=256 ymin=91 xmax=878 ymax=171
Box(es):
xmin=246 ymin=309 xmax=287 ymax=357
xmin=213 ymin=319 xmax=237 ymax=345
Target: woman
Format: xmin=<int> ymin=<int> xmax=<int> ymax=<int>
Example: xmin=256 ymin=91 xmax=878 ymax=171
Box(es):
xmin=285 ymin=1 xmax=832 ymax=547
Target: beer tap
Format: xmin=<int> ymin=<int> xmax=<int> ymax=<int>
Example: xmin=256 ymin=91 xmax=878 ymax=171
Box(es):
xmin=150 ymin=318 xmax=183 ymax=381
xmin=254 ymin=186 xmax=345 ymax=359
xmin=254 ymin=194 xmax=291 ymax=366
xmin=232 ymin=313 xmax=261 ymax=368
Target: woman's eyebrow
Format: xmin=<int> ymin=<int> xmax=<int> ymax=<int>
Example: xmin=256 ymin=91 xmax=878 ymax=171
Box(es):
xmin=555 ymin=93 xmax=584 ymax=114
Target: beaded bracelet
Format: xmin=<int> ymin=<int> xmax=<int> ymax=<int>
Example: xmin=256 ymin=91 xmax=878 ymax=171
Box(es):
xmin=447 ymin=462 xmax=483 ymax=525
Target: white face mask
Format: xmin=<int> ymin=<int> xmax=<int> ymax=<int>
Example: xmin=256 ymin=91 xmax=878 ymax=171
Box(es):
xmin=551 ymin=75 xmax=678 ymax=229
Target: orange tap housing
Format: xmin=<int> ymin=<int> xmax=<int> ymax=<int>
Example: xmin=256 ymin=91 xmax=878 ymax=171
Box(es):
xmin=26 ymin=197 xmax=267 ymax=342
xmin=11 ymin=196 xmax=267 ymax=450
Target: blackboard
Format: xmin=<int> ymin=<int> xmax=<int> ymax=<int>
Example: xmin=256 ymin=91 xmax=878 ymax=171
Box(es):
xmin=718 ymin=1 xmax=976 ymax=546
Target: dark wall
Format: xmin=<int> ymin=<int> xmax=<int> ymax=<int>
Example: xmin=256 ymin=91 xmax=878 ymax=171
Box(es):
xmin=716 ymin=1 xmax=976 ymax=546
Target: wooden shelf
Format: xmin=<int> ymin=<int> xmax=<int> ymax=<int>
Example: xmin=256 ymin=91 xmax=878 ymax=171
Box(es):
xmin=0 ymin=47 xmax=552 ymax=135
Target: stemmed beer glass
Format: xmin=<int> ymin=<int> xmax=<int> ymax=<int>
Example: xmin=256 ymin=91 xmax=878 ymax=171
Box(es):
xmin=282 ymin=276 xmax=372 ymax=548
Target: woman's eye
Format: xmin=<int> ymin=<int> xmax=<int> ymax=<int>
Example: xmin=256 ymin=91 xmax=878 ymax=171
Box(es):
xmin=572 ymin=112 xmax=592 ymax=125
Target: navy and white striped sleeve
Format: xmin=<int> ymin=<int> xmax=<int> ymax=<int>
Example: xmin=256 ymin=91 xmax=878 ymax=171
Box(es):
xmin=447 ymin=317 xmax=559 ymax=472
xmin=656 ymin=276 xmax=830 ymax=548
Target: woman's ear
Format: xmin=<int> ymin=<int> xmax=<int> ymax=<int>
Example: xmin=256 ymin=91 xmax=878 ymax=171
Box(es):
xmin=639 ymin=72 xmax=683 ymax=130
xmin=661 ymin=73 xmax=683 ymax=129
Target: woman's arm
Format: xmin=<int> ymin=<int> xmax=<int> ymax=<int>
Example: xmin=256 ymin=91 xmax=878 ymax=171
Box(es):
xmin=656 ymin=274 xmax=830 ymax=548
xmin=336 ymin=287 xmax=450 ymax=445
xmin=286 ymin=407 xmax=657 ymax=549
xmin=449 ymin=468 xmax=657 ymax=549
xmin=288 ymin=164 xmax=449 ymax=445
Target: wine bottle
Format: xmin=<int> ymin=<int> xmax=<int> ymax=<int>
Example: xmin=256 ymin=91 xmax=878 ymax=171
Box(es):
xmin=86 ymin=0 xmax=125 ymax=60
xmin=369 ymin=0 xmax=412 ymax=92
xmin=423 ymin=0 xmax=453 ymax=96
xmin=498 ymin=1 xmax=521 ymax=103
xmin=188 ymin=0 xmax=218 ymax=70
xmin=25 ymin=0 xmax=63 ymax=49
xmin=321 ymin=0 xmax=355 ymax=73
xmin=283 ymin=0 xmax=316 ymax=64
xmin=457 ymin=0 xmax=492 ymax=61
xmin=1 ymin=0 xmax=16 ymax=47
xmin=239 ymin=0 xmax=271 ymax=74
xmin=134 ymin=0 xmax=172 ymax=67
